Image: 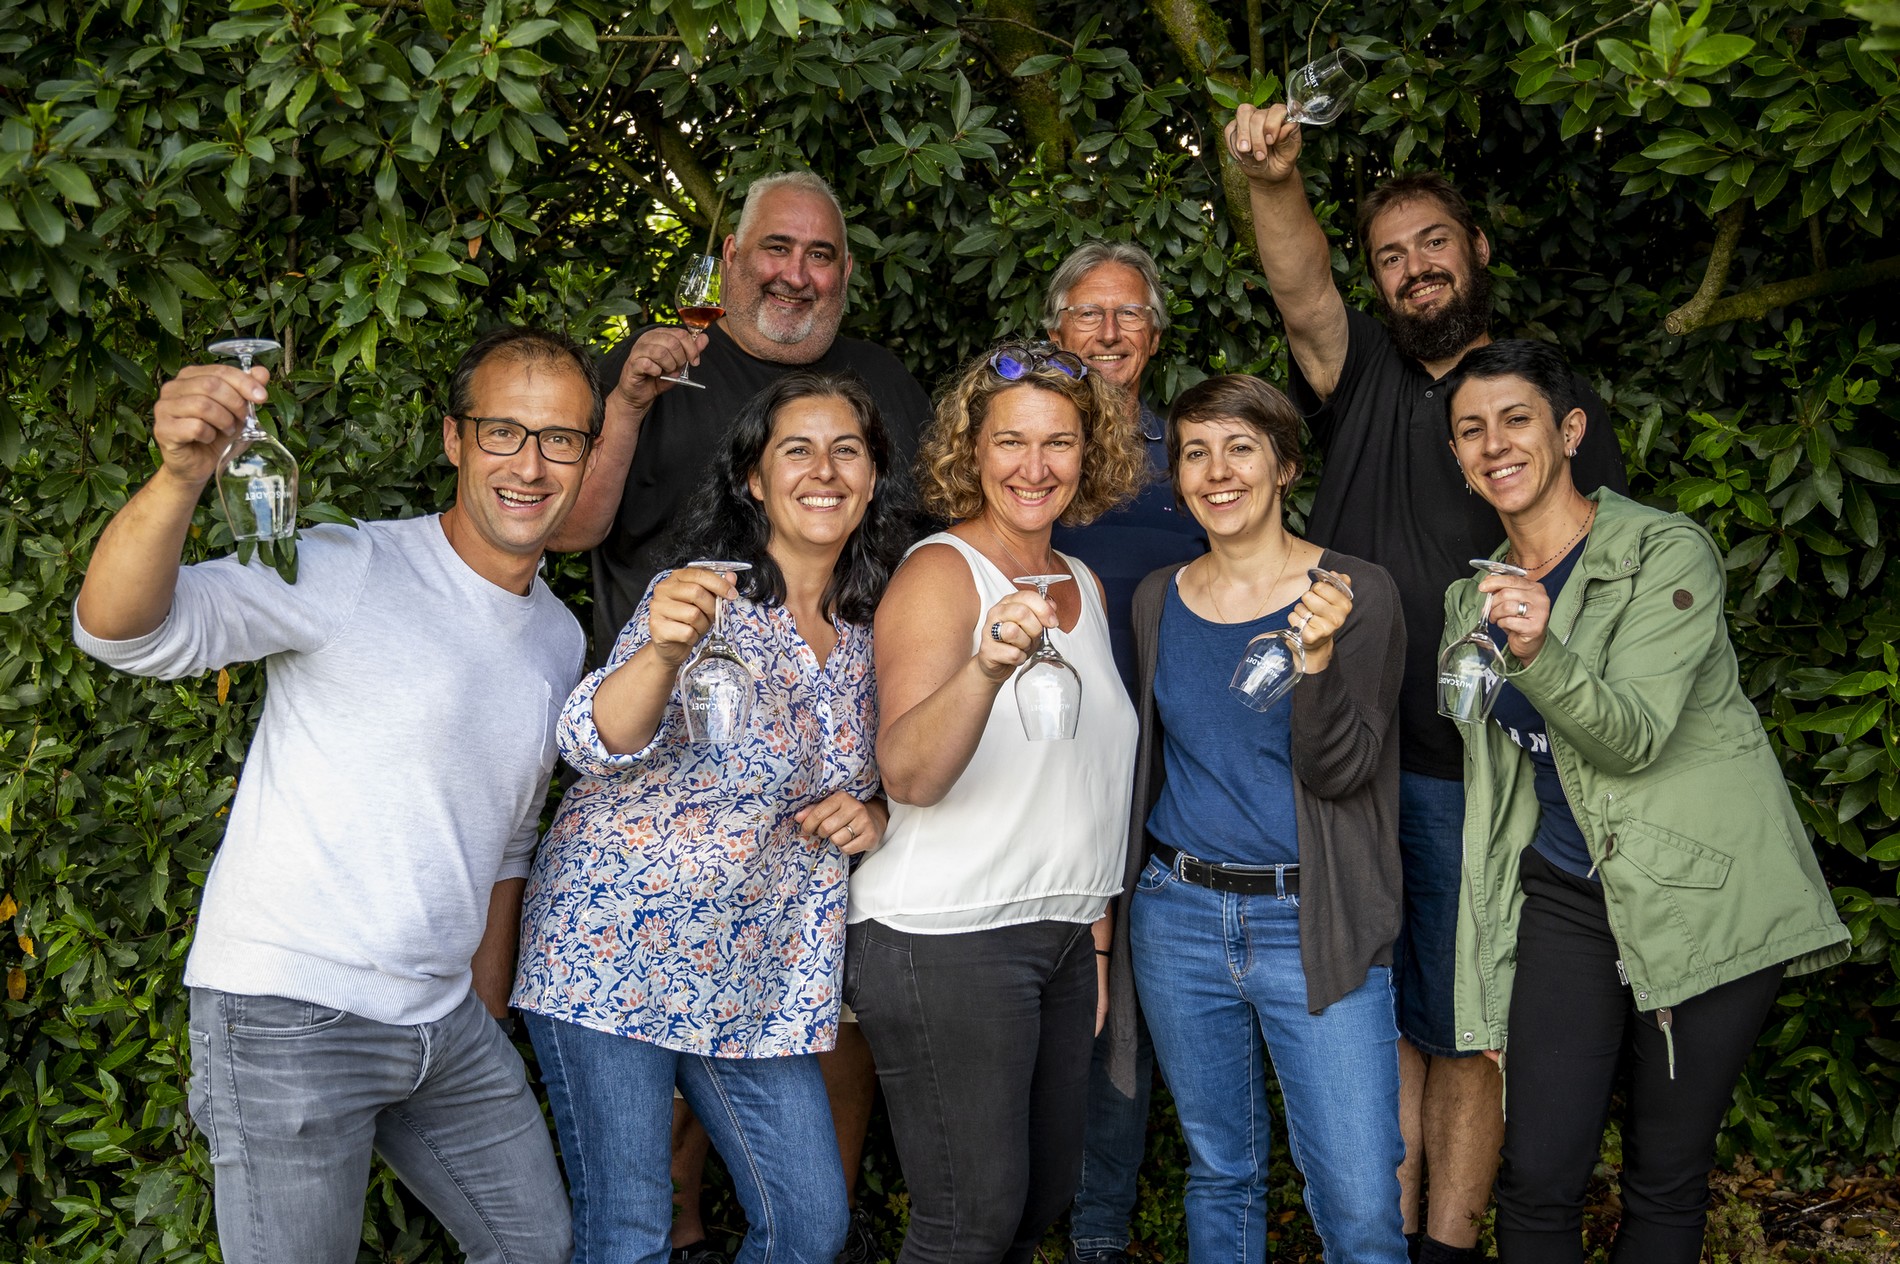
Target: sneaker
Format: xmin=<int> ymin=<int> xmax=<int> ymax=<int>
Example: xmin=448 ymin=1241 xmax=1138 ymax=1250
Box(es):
xmin=671 ymin=1244 xmax=727 ymax=1264
xmin=836 ymin=1205 xmax=878 ymax=1264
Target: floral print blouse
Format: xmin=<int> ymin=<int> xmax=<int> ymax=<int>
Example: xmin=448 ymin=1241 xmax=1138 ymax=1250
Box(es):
xmin=511 ymin=573 xmax=878 ymax=1058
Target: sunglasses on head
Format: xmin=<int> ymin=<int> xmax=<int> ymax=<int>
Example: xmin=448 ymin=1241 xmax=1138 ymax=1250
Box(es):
xmin=988 ymin=344 xmax=1089 ymax=382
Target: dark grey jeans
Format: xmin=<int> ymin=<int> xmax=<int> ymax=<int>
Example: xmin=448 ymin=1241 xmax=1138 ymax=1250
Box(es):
xmin=187 ymin=987 xmax=571 ymax=1264
xmin=844 ymin=918 xmax=1096 ymax=1264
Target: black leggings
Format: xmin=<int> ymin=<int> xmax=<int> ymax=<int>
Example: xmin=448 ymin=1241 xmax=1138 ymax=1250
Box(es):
xmin=844 ymin=918 xmax=1096 ymax=1264
xmin=1496 ymin=847 xmax=1783 ymax=1264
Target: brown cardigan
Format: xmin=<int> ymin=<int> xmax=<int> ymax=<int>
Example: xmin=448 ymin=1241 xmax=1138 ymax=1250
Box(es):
xmin=1105 ymin=548 xmax=1407 ymax=1094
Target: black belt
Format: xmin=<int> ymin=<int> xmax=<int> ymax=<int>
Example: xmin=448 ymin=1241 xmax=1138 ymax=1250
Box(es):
xmin=1150 ymin=840 xmax=1299 ymax=898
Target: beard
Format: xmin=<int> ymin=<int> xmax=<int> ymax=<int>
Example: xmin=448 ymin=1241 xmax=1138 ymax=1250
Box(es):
xmin=733 ymin=280 xmax=842 ymax=351
xmin=1378 ymin=264 xmax=1494 ymax=365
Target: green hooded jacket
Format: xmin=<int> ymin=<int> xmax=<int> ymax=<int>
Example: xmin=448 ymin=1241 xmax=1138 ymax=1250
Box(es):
xmin=1445 ymin=489 xmax=1849 ymax=1059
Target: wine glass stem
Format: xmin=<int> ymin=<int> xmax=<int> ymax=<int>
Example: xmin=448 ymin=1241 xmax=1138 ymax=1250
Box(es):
xmin=236 ymin=352 xmax=259 ymax=426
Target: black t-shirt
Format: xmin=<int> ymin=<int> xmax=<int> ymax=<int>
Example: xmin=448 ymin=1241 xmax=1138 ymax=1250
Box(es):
xmin=588 ymin=322 xmax=933 ymax=657
xmin=1289 ymin=309 xmax=1627 ymax=780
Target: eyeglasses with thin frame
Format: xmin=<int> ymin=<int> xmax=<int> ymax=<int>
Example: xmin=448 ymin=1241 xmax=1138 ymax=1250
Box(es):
xmin=455 ymin=416 xmax=595 ymax=465
xmin=1055 ymin=303 xmax=1157 ymax=332
xmin=988 ymin=344 xmax=1089 ymax=382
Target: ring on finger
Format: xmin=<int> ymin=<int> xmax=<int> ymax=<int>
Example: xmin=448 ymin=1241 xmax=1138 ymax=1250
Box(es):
xmin=989 ymin=621 xmax=1005 ymax=642
xmin=1516 ymin=601 xmax=1529 ymax=618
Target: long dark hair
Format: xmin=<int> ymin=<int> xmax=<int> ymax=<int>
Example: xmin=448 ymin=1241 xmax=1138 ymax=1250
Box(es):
xmin=668 ymin=371 xmax=909 ymax=625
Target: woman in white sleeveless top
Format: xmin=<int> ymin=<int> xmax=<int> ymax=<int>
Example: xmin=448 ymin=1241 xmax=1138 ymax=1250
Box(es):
xmin=846 ymin=344 xmax=1148 ymax=1264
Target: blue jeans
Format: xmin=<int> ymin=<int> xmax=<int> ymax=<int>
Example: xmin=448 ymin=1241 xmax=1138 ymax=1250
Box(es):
xmin=1394 ymin=771 xmax=1477 ymax=1058
xmin=186 ymin=987 xmax=570 ymax=1264
xmin=1129 ymin=855 xmax=1407 ymax=1264
xmin=524 ymin=1012 xmax=847 ymax=1264
xmin=1069 ymin=1012 xmax=1154 ymax=1256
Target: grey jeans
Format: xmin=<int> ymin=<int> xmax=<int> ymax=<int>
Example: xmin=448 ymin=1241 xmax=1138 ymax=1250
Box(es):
xmin=187 ymin=986 xmax=571 ymax=1264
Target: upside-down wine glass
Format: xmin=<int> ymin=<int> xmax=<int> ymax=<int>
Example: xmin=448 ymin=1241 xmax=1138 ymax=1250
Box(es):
xmin=1436 ymin=558 xmax=1532 ymax=725
xmin=1013 ymin=574 xmax=1081 ymax=741
xmin=680 ymin=559 xmax=753 ymax=743
xmin=1229 ymin=568 xmax=1355 ymax=712
xmin=1285 ymin=49 xmax=1367 ymax=126
xmin=208 ymin=337 xmax=297 ymax=543
xmin=659 ymin=255 xmax=722 ymax=390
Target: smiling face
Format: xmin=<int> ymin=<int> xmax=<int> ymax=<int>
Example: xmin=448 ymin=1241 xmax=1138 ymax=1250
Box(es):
xmin=746 ymin=394 xmax=877 ymax=558
xmin=1049 ymin=261 xmax=1162 ymax=397
xmin=721 ymin=185 xmax=853 ymax=364
xmin=976 ymin=385 xmax=1084 ymax=536
xmin=1174 ymin=416 xmax=1294 ymax=542
xmin=1366 ymin=196 xmax=1494 ymax=366
xmin=441 ymin=356 xmax=597 ymax=589
xmin=1448 ymin=373 xmax=1586 ymax=517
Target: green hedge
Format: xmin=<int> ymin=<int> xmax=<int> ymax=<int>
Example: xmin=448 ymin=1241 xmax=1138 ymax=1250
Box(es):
xmin=4 ymin=0 xmax=1898 ymax=1258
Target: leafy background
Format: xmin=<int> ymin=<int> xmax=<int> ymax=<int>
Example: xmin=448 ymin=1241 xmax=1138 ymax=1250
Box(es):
xmin=3 ymin=0 xmax=1898 ymax=1258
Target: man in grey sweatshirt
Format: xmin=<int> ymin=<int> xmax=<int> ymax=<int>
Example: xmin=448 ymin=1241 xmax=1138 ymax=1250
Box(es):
xmin=74 ymin=326 xmax=602 ymax=1264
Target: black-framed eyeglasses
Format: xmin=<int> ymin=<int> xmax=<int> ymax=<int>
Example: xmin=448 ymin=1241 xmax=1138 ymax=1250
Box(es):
xmin=988 ymin=344 xmax=1089 ymax=382
xmin=1055 ymin=303 xmax=1157 ymax=332
xmin=454 ymin=416 xmax=594 ymax=465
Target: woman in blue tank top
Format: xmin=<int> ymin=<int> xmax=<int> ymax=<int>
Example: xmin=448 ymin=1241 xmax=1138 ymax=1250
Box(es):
xmin=1117 ymin=375 xmax=1410 ymax=1263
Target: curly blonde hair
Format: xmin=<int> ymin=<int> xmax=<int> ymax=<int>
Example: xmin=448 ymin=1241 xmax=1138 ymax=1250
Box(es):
xmin=916 ymin=346 xmax=1150 ymax=527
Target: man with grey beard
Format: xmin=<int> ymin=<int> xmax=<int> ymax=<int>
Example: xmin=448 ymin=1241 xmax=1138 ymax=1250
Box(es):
xmin=1225 ymin=105 xmax=1626 ymax=1264
xmin=548 ymin=169 xmax=929 ymax=1264
xmin=553 ymin=170 xmax=931 ymax=656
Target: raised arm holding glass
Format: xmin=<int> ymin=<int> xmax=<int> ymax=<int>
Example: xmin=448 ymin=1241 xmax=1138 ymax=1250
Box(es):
xmin=1223 ymin=99 xmax=1629 ymax=1264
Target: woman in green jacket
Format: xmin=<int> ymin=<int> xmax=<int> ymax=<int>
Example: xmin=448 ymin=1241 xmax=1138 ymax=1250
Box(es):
xmin=1438 ymin=340 xmax=1848 ymax=1264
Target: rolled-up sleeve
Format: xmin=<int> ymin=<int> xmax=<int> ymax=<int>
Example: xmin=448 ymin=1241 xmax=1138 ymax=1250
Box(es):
xmin=556 ymin=573 xmax=675 ymax=778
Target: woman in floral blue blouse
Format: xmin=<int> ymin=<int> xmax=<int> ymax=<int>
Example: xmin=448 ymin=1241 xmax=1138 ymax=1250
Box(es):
xmin=512 ymin=371 xmax=909 ymax=1264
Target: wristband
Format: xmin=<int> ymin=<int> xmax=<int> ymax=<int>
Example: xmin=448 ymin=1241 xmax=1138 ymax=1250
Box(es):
xmin=1094 ymin=948 xmax=1111 ymax=957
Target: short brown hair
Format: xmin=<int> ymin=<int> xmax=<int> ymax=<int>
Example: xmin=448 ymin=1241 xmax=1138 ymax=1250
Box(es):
xmin=916 ymin=347 xmax=1149 ymax=527
xmin=1165 ymin=375 xmax=1305 ymax=503
xmin=1356 ymin=171 xmax=1482 ymax=253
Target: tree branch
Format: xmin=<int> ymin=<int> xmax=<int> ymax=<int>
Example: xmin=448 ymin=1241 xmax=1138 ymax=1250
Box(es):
xmin=554 ymin=94 xmax=704 ymax=229
xmin=1661 ymin=204 xmax=1743 ymax=336
xmin=635 ymin=101 xmax=728 ymax=237
xmin=1143 ymin=0 xmax=1254 ymax=258
xmin=960 ymin=14 xmax=1074 ymax=52
xmin=970 ymin=0 xmax=1075 ymax=162
xmin=1666 ymin=253 xmax=1900 ymax=335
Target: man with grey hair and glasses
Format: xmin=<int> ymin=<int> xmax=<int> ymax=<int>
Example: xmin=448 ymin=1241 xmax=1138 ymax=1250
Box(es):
xmin=549 ymin=168 xmax=931 ymax=1264
xmin=1045 ymin=239 xmax=1206 ymax=1264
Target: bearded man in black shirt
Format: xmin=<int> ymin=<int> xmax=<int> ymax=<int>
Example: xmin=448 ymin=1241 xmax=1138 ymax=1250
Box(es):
xmin=1224 ymin=105 xmax=1627 ymax=1264
xmin=549 ymin=169 xmax=926 ymax=1264
xmin=552 ymin=170 xmax=932 ymax=656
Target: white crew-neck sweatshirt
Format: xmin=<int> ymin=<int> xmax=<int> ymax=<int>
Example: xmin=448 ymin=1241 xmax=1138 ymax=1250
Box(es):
xmin=75 ymin=516 xmax=583 ymax=1024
